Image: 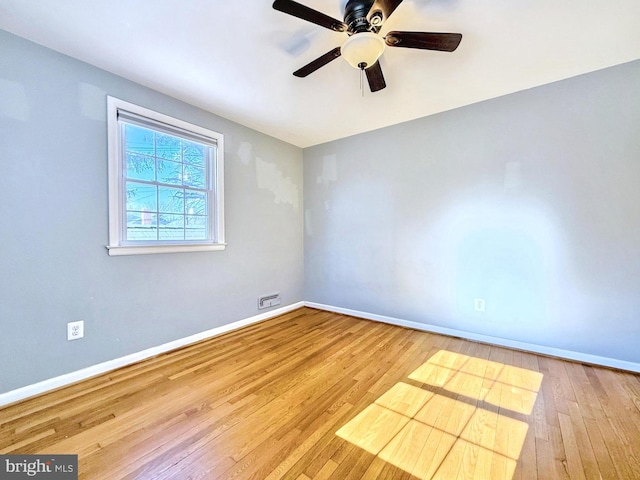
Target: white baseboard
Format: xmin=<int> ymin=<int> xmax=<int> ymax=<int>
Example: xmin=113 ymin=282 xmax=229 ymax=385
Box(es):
xmin=4 ymin=300 xmax=638 ymax=408
xmin=305 ymin=302 xmax=640 ymax=374
xmin=0 ymin=302 xmax=305 ymax=408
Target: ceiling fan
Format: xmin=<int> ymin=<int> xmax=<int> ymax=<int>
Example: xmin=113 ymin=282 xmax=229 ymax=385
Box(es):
xmin=273 ymin=0 xmax=463 ymax=92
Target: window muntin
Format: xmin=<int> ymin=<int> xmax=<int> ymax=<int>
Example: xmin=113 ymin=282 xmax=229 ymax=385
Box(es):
xmin=107 ymin=97 xmax=225 ymax=256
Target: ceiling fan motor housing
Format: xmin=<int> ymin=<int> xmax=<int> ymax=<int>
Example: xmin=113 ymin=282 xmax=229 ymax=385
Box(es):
xmin=344 ymin=0 xmax=378 ymax=33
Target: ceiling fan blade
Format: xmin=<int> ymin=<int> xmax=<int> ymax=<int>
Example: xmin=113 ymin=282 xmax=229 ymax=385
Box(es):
xmin=273 ymin=0 xmax=347 ymax=32
xmin=293 ymin=47 xmax=342 ymax=77
xmin=367 ymin=0 xmax=403 ymax=25
xmin=365 ymin=61 xmax=386 ymax=92
xmin=385 ymin=31 xmax=463 ymax=52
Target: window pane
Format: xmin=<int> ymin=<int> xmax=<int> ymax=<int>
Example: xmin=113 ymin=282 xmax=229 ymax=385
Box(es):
xmin=183 ymin=141 xmax=206 ymax=166
xmin=157 ymin=160 xmax=182 ymax=185
xmin=126 ymin=211 xmax=157 ymax=241
xmin=159 ymin=214 xmax=185 ymax=240
xmin=125 ymin=124 xmax=155 ymax=156
xmin=159 ymin=186 xmax=184 ymax=214
xmin=126 ymin=182 xmax=157 ymax=212
xmin=156 ymin=133 xmax=181 ymax=161
xmin=186 ymin=215 xmax=207 ymax=240
xmin=186 ymin=191 xmax=207 ymax=216
xmin=126 ymin=152 xmax=155 ymax=181
xmin=183 ymin=165 xmax=206 ymax=189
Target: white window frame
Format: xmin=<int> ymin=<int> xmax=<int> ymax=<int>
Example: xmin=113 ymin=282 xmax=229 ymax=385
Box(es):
xmin=106 ymin=96 xmax=225 ymax=256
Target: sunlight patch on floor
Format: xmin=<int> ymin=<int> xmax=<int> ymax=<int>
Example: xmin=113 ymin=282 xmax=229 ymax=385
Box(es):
xmin=336 ymin=350 xmax=543 ymax=479
xmin=409 ymin=350 xmax=543 ymax=415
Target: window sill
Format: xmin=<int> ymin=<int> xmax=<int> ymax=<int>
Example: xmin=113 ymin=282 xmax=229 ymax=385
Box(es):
xmin=106 ymin=243 xmax=227 ymax=256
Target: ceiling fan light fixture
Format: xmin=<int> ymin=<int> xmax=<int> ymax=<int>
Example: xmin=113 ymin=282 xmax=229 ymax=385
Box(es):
xmin=341 ymin=32 xmax=385 ymax=69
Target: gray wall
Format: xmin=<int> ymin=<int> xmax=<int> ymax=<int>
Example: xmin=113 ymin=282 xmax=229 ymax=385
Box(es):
xmin=0 ymin=30 xmax=304 ymax=393
xmin=2 ymin=27 xmax=639 ymax=396
xmin=304 ymin=60 xmax=640 ymax=364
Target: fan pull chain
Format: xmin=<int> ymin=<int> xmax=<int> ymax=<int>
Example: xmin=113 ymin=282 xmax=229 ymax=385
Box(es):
xmin=359 ymin=63 xmax=366 ymax=97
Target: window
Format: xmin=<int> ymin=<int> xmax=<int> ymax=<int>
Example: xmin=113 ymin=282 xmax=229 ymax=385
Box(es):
xmin=107 ymin=96 xmax=225 ymax=256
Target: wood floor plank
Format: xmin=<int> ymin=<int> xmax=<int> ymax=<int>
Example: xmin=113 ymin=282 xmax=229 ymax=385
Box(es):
xmin=566 ymin=402 xmax=600 ymax=480
xmin=534 ymin=437 xmax=555 ymax=480
xmin=311 ymin=459 xmax=338 ymax=480
xmin=547 ymin=423 xmax=571 ymax=480
xmin=1 ymin=307 xmax=640 ymax=479
xmin=581 ymin=416 xmax=618 ymax=479
xmin=557 ymin=412 xmax=587 ymax=480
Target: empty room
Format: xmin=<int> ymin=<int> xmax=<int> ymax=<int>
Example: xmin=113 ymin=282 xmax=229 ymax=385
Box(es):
xmin=1 ymin=1 xmax=639 ymax=479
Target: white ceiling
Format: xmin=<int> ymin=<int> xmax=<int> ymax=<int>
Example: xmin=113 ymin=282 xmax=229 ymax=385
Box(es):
xmin=1 ymin=0 xmax=639 ymax=148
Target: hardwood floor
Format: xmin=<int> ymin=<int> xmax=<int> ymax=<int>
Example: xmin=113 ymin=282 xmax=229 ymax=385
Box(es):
xmin=1 ymin=307 xmax=640 ymax=479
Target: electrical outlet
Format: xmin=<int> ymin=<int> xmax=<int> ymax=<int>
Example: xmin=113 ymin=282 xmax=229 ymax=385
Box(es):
xmin=67 ymin=321 xmax=84 ymax=341
xmin=474 ymin=298 xmax=486 ymax=313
